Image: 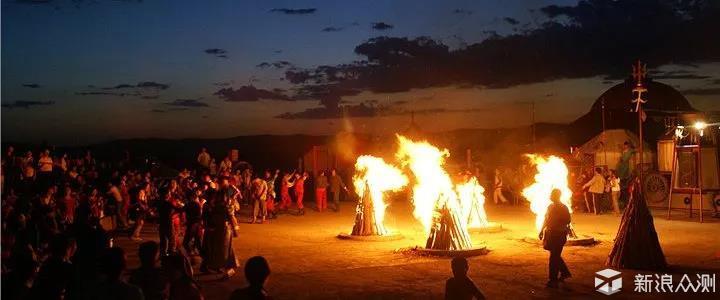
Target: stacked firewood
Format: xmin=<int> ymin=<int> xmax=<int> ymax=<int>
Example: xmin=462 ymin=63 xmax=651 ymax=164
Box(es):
xmin=426 ymin=198 xmax=473 ymax=250
xmin=351 ymin=182 xmax=385 ymax=236
xmin=606 ymin=179 xmax=667 ymax=270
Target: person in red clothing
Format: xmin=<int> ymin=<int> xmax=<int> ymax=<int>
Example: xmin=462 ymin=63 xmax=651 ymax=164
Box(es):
xmin=278 ymin=171 xmax=295 ymax=210
xmin=315 ymin=171 xmax=329 ymax=212
xmin=294 ymin=172 xmax=308 ymax=215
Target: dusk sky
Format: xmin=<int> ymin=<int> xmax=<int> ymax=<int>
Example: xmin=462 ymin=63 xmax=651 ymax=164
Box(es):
xmin=2 ymin=0 xmax=719 ymax=145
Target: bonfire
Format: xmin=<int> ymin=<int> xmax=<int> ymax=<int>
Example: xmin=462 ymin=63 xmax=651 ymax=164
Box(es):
xmin=521 ymin=155 xmax=574 ymax=233
xmin=350 ymin=155 xmax=408 ymax=236
xmin=395 ymin=135 xmax=488 ymax=251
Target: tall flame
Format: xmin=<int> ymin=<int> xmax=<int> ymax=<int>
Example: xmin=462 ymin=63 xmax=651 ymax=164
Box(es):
xmin=395 ymin=135 xmax=488 ymax=239
xmin=456 ymin=177 xmax=489 ymax=228
xmin=353 ymin=155 xmax=408 ymax=234
xmin=521 ymin=155 xmax=573 ymax=232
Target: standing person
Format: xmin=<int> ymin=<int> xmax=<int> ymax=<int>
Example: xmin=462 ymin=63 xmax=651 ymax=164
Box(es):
xmin=264 ymin=170 xmax=279 ymax=219
xmin=539 ymin=189 xmax=572 ymax=288
xmin=219 ymin=156 xmax=233 ymax=174
xmin=158 ymin=188 xmax=184 ymax=256
xmin=278 ymin=171 xmax=295 ymax=211
xmin=582 ymin=167 xmax=606 ymax=215
xmin=60 ymin=186 xmax=77 ymax=226
xmin=328 ymin=169 xmax=347 ymax=212
xmin=107 ymin=181 xmax=126 ymax=230
xmin=209 ymin=159 xmax=218 ymax=176
xmin=616 ymin=141 xmax=636 ymax=184
xmin=130 ymin=183 xmax=151 ymax=241
xmin=201 ymin=177 xmax=239 ymax=279
xmin=229 ymin=256 xmax=271 ymax=300
xmin=294 ymin=172 xmax=308 ymax=215
xmin=183 ymin=189 xmax=205 ymax=255
xmin=165 ymin=253 xmax=204 ymax=300
xmin=37 ymin=149 xmax=54 ymax=191
xmin=197 ymin=148 xmax=211 ymax=172
xmin=444 ymin=257 xmax=485 ymax=300
xmin=315 ymin=171 xmax=329 ymax=212
xmin=250 ymin=174 xmax=268 ymax=223
xmin=609 ymin=171 xmax=621 ymax=215
xmin=493 ymin=169 xmax=508 ymax=204
xmin=29 ymin=235 xmax=77 ymax=300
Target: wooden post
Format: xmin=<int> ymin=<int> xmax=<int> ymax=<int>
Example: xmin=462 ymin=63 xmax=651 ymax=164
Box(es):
xmin=667 ymin=138 xmax=677 ymax=219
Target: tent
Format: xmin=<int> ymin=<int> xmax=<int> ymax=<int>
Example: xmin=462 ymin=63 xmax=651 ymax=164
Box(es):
xmin=574 ymin=129 xmax=655 ymax=171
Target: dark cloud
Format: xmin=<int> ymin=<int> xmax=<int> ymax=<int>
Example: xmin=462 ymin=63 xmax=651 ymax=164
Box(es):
xmin=213 ymin=81 xmax=232 ymax=87
xmin=279 ymin=0 xmax=719 ymax=116
xmin=503 ymin=17 xmax=519 ymax=25
xmin=453 ymin=9 xmax=473 ymax=15
xmin=214 ymin=86 xmax=291 ymax=102
xmin=150 ymin=107 xmax=188 ymax=113
xmin=372 ymin=22 xmax=394 ymax=30
xmin=21 ymin=83 xmax=41 ymax=88
xmin=164 ymin=99 xmax=209 ymax=107
xmin=276 ymin=102 xmax=487 ymax=120
xmin=256 ymin=61 xmax=293 ymax=69
xmin=2 ymin=100 xmax=54 ymax=109
xmin=76 ymin=81 xmax=168 ymax=97
xmin=709 ymin=79 xmax=720 ymax=85
xmin=269 ymin=8 xmax=316 ymax=15
xmin=75 ymin=91 xmax=142 ymax=97
xmin=679 ymin=87 xmax=720 ymax=95
xmin=322 ymin=26 xmax=343 ymax=32
xmin=136 ymin=81 xmax=169 ymax=90
xmin=650 ymin=70 xmax=711 ymax=80
xmin=205 ymin=48 xmax=229 ymax=58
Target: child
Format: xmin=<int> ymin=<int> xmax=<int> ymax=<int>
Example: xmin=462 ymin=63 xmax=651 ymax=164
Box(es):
xmin=445 ymin=257 xmax=485 ymax=300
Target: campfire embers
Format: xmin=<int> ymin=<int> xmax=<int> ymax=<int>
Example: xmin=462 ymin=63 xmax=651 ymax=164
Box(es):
xmin=338 ymin=155 xmax=407 ymax=240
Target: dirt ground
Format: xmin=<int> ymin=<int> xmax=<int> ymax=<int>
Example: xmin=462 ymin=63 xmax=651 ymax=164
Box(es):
xmin=120 ymin=200 xmax=720 ymax=299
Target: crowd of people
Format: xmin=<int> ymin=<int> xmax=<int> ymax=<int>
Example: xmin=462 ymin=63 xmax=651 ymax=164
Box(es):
xmin=0 ymin=146 xmax=351 ymax=300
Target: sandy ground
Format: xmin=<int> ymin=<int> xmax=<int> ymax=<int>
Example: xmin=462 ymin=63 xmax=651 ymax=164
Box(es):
xmin=119 ymin=200 xmax=720 ymax=300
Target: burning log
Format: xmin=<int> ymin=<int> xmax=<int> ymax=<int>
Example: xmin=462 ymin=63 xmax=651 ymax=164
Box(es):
xmin=426 ymin=202 xmax=473 ymax=250
xmin=607 ymin=179 xmax=667 ymax=270
xmin=351 ymin=182 xmax=386 ymax=236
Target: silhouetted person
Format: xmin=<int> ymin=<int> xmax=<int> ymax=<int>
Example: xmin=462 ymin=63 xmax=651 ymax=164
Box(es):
xmin=3 ymin=256 xmax=39 ymax=300
xmin=164 ymin=253 xmax=203 ymax=300
xmin=29 ymin=235 xmax=77 ymax=300
xmin=444 ymin=257 xmax=485 ymax=300
xmin=96 ymin=247 xmax=144 ymax=300
xmin=229 ymin=256 xmax=271 ymax=300
xmin=130 ymin=241 xmax=168 ymax=300
xmin=539 ymin=189 xmax=572 ymax=288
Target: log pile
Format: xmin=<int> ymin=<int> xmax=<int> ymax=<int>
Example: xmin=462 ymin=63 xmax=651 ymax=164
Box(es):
xmin=351 ymin=182 xmax=386 ymax=236
xmin=425 ymin=201 xmax=473 ymax=250
xmin=606 ymin=179 xmax=667 ymax=270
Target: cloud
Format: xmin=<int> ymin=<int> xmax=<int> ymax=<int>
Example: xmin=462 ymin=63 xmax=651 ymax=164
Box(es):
xmin=2 ymin=100 xmax=55 ymax=109
xmin=503 ymin=17 xmax=519 ymax=25
xmin=205 ymin=48 xmax=229 ymax=58
xmin=256 ymin=61 xmax=293 ymax=69
xmin=21 ymin=83 xmax=41 ymax=88
xmin=269 ymin=8 xmax=316 ymax=15
xmin=679 ymin=87 xmax=720 ymax=95
xmin=76 ymin=81 xmax=168 ymax=97
xmin=276 ymin=101 xmax=488 ymax=120
xmin=322 ymin=26 xmax=343 ymax=32
xmin=372 ymin=22 xmax=394 ymax=30
xmin=453 ymin=9 xmax=473 ymax=15
xmin=214 ymin=86 xmax=291 ymax=102
xmin=150 ymin=107 xmax=189 ymax=113
xmin=213 ymin=81 xmax=232 ymax=87
xmin=650 ymin=70 xmax=711 ymax=80
xmin=163 ymin=99 xmax=209 ymax=107
xmin=279 ymin=0 xmax=720 ymax=115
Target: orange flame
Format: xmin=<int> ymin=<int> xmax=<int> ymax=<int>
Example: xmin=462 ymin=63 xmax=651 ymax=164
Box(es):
xmin=353 ymin=155 xmax=408 ymax=234
xmin=521 ymin=155 xmax=573 ymax=233
xmin=395 ymin=135 xmax=488 ymax=237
